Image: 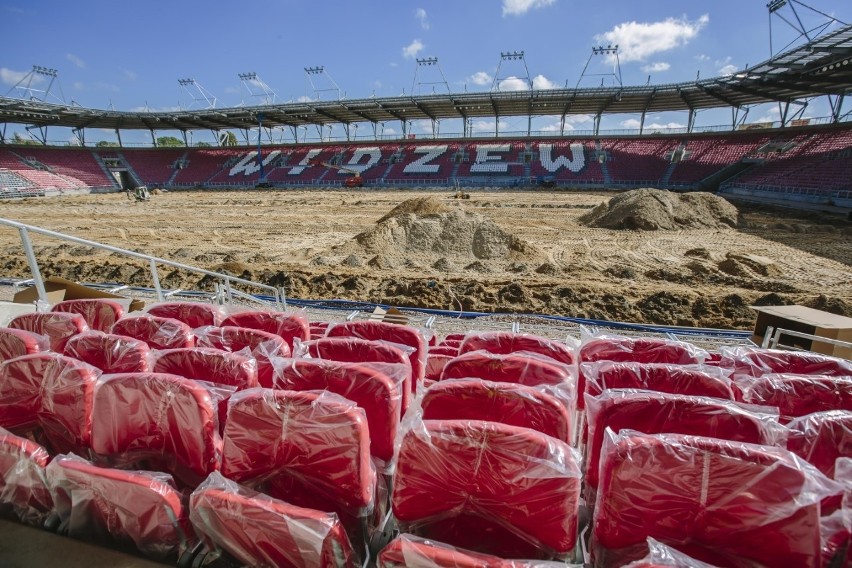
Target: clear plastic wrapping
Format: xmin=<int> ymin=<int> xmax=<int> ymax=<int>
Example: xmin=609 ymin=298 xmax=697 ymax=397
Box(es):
xmin=327 ymin=320 xmax=427 ymax=392
xmin=63 ymin=331 xmax=150 ymax=374
xmin=89 ymin=372 xmax=224 ymax=487
xmin=221 ymin=309 xmax=310 ymax=349
xmin=146 ymin=301 xmax=224 ymax=328
xmin=110 ymin=314 xmax=195 ymax=350
xmin=737 ymin=373 xmax=852 ymax=423
xmin=420 ymin=378 xmax=572 ymax=444
xmin=429 ymin=345 xmax=460 ymax=357
xmin=309 ymin=320 xmax=331 ymax=340
xmin=584 ymin=389 xmax=786 ymax=491
xmin=9 ymin=311 xmax=89 ymax=352
xmin=787 ymin=410 xmax=852 ymax=478
xmin=0 ymin=352 xmax=99 ymax=454
xmin=720 ymin=346 xmax=852 ymax=378
xmin=459 ymin=331 xmax=577 ymax=366
xmin=392 ymin=418 xmax=582 ymax=559
xmin=0 ymin=427 xmax=53 ymax=526
xmin=51 ymin=298 xmax=125 ymax=333
xmin=194 ymin=325 xmax=290 ymax=388
xmin=46 ymin=453 xmax=190 ymax=559
xmin=151 ymin=347 xmax=258 ymax=390
xmin=426 ymin=354 xmax=454 ymax=382
xmin=0 ymin=327 xmax=50 ymax=362
xmin=593 ymin=429 xmax=843 ymax=568
xmin=190 ymin=471 xmax=356 ymax=568
xmin=437 ymin=338 xmax=463 ymax=349
xmin=581 ymin=361 xmax=736 ymax=401
xmin=621 ymin=538 xmax=721 ymax=568
xmin=268 ymin=357 xmax=404 ymax=463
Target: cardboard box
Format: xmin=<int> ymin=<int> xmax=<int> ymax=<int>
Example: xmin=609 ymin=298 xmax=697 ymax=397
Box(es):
xmin=13 ymin=277 xmax=146 ymax=313
xmin=751 ymin=305 xmax=852 ymax=359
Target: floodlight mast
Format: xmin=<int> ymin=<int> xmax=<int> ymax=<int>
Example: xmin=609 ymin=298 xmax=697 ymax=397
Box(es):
xmin=303 ymin=66 xmax=345 ymax=141
xmin=177 ymin=78 xmax=217 ymax=109
xmin=412 ymin=57 xmax=450 ymax=138
xmin=491 ymin=51 xmax=533 ymax=137
xmin=5 ymin=65 xmax=67 ymax=145
xmin=573 ymin=45 xmax=623 ymax=135
xmin=238 ymin=72 xmax=278 ymax=106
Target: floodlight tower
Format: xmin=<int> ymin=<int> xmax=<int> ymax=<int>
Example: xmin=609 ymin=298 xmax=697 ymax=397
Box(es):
xmin=412 ymin=57 xmax=450 ymax=138
xmin=489 ymin=51 xmax=533 ymax=137
xmin=177 ymin=78 xmax=217 ymax=109
xmin=5 ymin=65 xmax=65 ymax=103
xmin=303 ymin=66 xmax=344 ymax=141
xmin=238 ymin=72 xmax=278 ymax=106
xmin=574 ymin=45 xmax=623 ymax=135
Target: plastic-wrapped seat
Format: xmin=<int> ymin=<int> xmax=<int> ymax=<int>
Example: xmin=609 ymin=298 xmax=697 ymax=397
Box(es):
xmin=46 ymin=454 xmax=189 ymax=559
xmin=0 ymin=427 xmax=53 ymax=526
xmin=221 ymin=310 xmax=310 ymax=349
xmin=720 ymin=346 xmax=852 ymax=378
xmin=392 ymin=419 xmax=581 ymax=559
xmin=429 ymin=346 xmax=459 ymax=357
xmin=0 ymin=353 xmax=99 ymax=454
xmin=89 ymin=372 xmax=223 ymax=487
xmin=0 ymin=327 xmax=49 ymax=363
xmin=787 ymin=410 xmax=852 ymax=479
xmin=593 ymin=430 xmax=840 ymax=567
xmin=9 ymin=311 xmax=89 ymax=352
xmin=151 ymin=347 xmax=258 ymax=390
xmin=51 ymin=298 xmax=125 ymax=333
xmin=63 ymin=331 xmax=150 ymax=374
xmin=190 ymin=472 xmax=356 ymax=568
xmin=459 ymin=331 xmax=576 ymax=365
xmin=738 ymin=373 xmax=852 ymax=423
xmin=111 ymin=314 xmax=195 ymax=350
xmin=582 ymin=362 xmax=736 ymax=400
xmin=621 ymin=538 xmax=722 ymax=568
xmin=194 ymin=326 xmax=289 ymax=388
xmin=327 ymin=320 xmax=427 ymax=392
xmin=584 ymin=390 xmax=784 ymax=491
xmin=271 ymin=358 xmax=402 ymax=463
xmin=441 ymin=350 xmax=572 ymax=388
xmin=147 ymin=301 xmax=222 ymax=328
xmin=426 ymin=354 xmax=453 ymax=382
xmin=421 ymin=378 xmax=571 ymax=443
xmin=309 ymin=321 xmax=330 ymax=340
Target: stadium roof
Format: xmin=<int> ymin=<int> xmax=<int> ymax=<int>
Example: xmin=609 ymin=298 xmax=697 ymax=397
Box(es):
xmin=2 ymin=24 xmax=851 ymax=132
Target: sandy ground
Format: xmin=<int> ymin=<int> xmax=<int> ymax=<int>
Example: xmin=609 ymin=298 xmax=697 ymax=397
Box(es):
xmin=1 ymin=188 xmax=850 ymax=330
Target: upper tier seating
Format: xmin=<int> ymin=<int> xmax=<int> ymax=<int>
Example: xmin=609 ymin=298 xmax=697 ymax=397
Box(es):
xmin=120 ymin=149 xmax=185 ymax=185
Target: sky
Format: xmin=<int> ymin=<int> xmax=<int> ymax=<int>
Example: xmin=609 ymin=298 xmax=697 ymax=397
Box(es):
xmin=1 ymin=0 xmax=850 ymax=145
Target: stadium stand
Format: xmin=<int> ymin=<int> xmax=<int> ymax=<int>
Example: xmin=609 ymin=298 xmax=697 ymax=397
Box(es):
xmin=118 ymin=148 xmax=186 ymax=186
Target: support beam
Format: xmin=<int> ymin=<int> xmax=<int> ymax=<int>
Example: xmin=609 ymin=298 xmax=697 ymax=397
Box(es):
xmin=115 ymin=128 xmax=123 ymax=147
xmin=150 ymin=130 xmax=158 ymax=147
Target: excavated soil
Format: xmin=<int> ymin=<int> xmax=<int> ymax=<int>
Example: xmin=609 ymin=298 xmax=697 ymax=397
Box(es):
xmin=1 ymin=189 xmax=850 ymax=330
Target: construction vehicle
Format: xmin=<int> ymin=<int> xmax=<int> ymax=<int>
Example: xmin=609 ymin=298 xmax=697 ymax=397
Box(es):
xmin=308 ymin=159 xmax=363 ymax=188
xmin=450 ymin=181 xmax=470 ymax=199
xmin=126 ymin=185 xmax=150 ymax=202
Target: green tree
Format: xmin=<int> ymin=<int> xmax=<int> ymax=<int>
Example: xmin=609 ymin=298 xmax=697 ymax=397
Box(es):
xmin=219 ymin=131 xmax=238 ymax=146
xmin=156 ymin=136 xmax=185 ymax=147
xmin=195 ymin=141 xmax=212 ymax=147
xmin=95 ymin=140 xmax=119 ymax=147
xmin=12 ymin=132 xmax=39 ymax=145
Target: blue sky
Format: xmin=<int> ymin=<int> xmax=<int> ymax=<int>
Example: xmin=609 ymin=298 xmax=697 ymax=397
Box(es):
xmin=1 ymin=0 xmax=850 ymax=144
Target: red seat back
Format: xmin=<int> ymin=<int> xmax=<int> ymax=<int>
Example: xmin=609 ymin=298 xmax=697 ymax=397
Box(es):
xmin=0 ymin=428 xmax=53 ymax=525
xmin=152 ymin=347 xmax=258 ymax=390
xmin=9 ymin=312 xmax=88 ymax=351
xmin=111 ymin=315 xmax=195 ymax=350
xmin=721 ymin=347 xmax=852 ymax=377
xmin=740 ymin=374 xmax=852 ymax=423
xmin=379 ymin=533 xmax=546 ymax=567
xmin=460 ymin=332 xmax=575 ymax=365
xmin=51 ymin=298 xmax=124 ymax=332
xmin=441 ymin=351 xmax=572 ymax=388
xmin=583 ymin=362 xmax=735 ymax=400
xmin=0 ymin=327 xmax=48 ymax=363
xmin=787 ymin=410 xmax=852 ymax=478
xmin=63 ymin=331 xmax=150 ymax=374
xmin=147 ymin=302 xmax=222 ymax=328
xmin=221 ymin=310 xmax=310 ymax=349
xmin=426 ymin=353 xmax=453 ymax=381
xmin=429 ymin=345 xmax=459 ymax=357
xmin=195 ymin=326 xmax=290 ymax=388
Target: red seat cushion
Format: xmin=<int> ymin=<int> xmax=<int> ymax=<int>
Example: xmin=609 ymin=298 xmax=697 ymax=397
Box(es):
xmin=422 ymin=378 xmax=571 ymax=443
xmin=426 ymin=354 xmax=453 ymax=382
xmin=152 ymin=347 xmax=258 ymax=390
xmin=63 ymin=331 xmax=150 ymax=373
xmin=9 ymin=312 xmax=88 ymax=352
xmin=0 ymin=327 xmax=48 ymax=363
xmin=392 ymin=419 xmax=581 ymax=558
xmin=721 ymin=347 xmax=852 ymax=377
xmin=379 ymin=533 xmax=545 ymax=567
xmin=0 ymin=353 xmax=98 ymax=453
xmin=195 ymin=326 xmax=290 ymax=388
xmin=190 ymin=472 xmax=356 ymax=568
xmin=740 ymin=374 xmax=852 ymax=423
xmin=111 ymin=315 xmax=195 ymax=350
xmin=0 ymin=427 xmax=53 ymax=525
xmin=787 ymin=410 xmax=852 ymax=478
xmin=47 ymin=454 xmax=188 ymax=558
xmin=51 ymin=299 xmax=124 ymax=333
xmin=147 ymin=302 xmax=221 ymax=328
xmin=441 ymin=351 xmax=572 ymax=388
xmin=221 ymin=311 xmax=310 ymax=350
xmin=460 ymin=332 xmax=575 ymax=365
xmin=582 ymin=362 xmax=736 ymax=400
xmin=89 ymin=372 xmax=222 ymax=487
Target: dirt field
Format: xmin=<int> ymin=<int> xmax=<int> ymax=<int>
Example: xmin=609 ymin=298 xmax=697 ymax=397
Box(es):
xmin=1 ymin=189 xmax=850 ymax=330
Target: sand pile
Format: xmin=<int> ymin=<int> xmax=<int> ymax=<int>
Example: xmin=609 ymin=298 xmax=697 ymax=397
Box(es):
xmin=377 ymin=196 xmax=452 ymax=222
xmin=580 ymin=189 xmax=738 ymax=231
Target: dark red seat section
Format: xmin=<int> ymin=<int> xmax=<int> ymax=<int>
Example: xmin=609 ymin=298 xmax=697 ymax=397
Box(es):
xmin=111 ymin=314 xmax=195 ymax=350
xmin=221 ymin=310 xmax=310 ymax=350
xmin=582 ymin=362 xmax=736 ymax=400
xmin=378 ymin=533 xmax=550 ymax=567
xmin=194 ymin=325 xmax=290 ymax=388
xmin=421 ymin=378 xmax=571 ymax=443
xmin=441 ymin=351 xmax=572 ymax=389
xmin=739 ymin=374 xmax=852 ymax=423
xmin=147 ymin=302 xmax=222 ymax=328
xmin=190 ymin=472 xmax=356 ymax=568
xmin=46 ymin=454 xmax=188 ymax=558
xmin=787 ymin=410 xmax=852 ymax=478
xmin=152 ymin=347 xmax=258 ymax=390
xmin=63 ymin=331 xmax=150 ymax=373
xmin=9 ymin=312 xmax=89 ymax=352
xmin=51 ymin=298 xmax=125 ymax=333
xmin=0 ymin=427 xmax=53 ymax=526
xmin=593 ymin=432 xmax=833 ymax=567
xmin=0 ymin=353 xmax=99 ymax=453
xmin=460 ymin=331 xmax=575 ymax=365
xmin=327 ymin=320 xmax=427 ymax=392
xmin=392 ymin=419 xmax=581 ymax=559
xmin=721 ymin=346 xmax=852 ymax=377
xmin=89 ymin=372 xmax=222 ymax=487
xmin=0 ymin=327 xmax=48 ymax=362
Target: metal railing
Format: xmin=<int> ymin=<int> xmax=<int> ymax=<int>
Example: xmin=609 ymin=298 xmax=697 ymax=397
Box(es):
xmin=0 ymin=217 xmax=286 ymax=310
xmin=762 ymin=326 xmax=852 ymax=355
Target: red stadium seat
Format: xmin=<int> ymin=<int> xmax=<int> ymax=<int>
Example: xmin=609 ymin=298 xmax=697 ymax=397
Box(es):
xmin=392 ymin=419 xmax=581 ymax=559
xmin=438 ymin=338 xmax=463 ymax=349
xmin=46 ymin=454 xmax=189 ymax=559
xmin=721 ymin=347 xmax=852 ymax=378
xmin=327 ymin=320 xmax=427 ymax=392
xmin=221 ymin=310 xmax=310 ymax=349
xmin=0 ymin=327 xmax=49 ymax=362
xmin=111 ymin=314 xmax=195 ymax=350
xmin=271 ymin=358 xmax=402 ymax=463
xmin=147 ymin=302 xmax=223 ymax=328
xmin=309 ymin=321 xmax=330 ymax=340
xmin=89 ymin=372 xmax=223 ymax=487
xmin=584 ymin=390 xmax=784 ymax=491
xmin=152 ymin=347 xmax=258 ymax=390
xmin=378 ymin=533 xmax=565 ymax=567
xmin=443 ymin=333 xmax=467 ymax=342
xmin=593 ymin=431 xmax=838 ymax=567
xmin=190 ymin=472 xmax=356 ymax=568
xmin=63 ymin=331 xmax=150 ymax=374
xmin=429 ymin=345 xmax=459 ymax=357
xmin=0 ymin=427 xmax=53 ymax=526
xmin=194 ymin=325 xmax=290 ymax=388
xmin=9 ymin=311 xmax=88 ymax=352
xmin=621 ymin=537 xmax=735 ymax=568
xmin=425 ymin=353 xmax=453 ymax=381
xmin=0 ymin=353 xmax=99 ymax=454
xmin=459 ymin=331 xmax=576 ymax=365
xmin=51 ymin=298 xmax=124 ymax=332
xmin=787 ymin=410 xmax=852 ymax=479
xmin=738 ymin=374 xmax=852 ymax=423
xmin=582 ymin=361 xmax=736 ymax=400
xmin=441 ymin=350 xmax=573 ymax=388
xmin=421 ymin=378 xmax=571 ymax=443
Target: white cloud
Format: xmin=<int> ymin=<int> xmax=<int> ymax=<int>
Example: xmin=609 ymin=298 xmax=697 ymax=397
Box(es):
xmin=468 ymin=71 xmax=493 ymax=86
xmin=539 ymin=114 xmax=592 ymax=132
xmin=472 ymin=119 xmax=509 ymax=133
xmin=694 ymin=54 xmax=710 ymax=62
xmin=715 ymin=57 xmax=738 ymax=75
xmin=66 ymin=53 xmax=86 ymax=69
xmin=295 ymin=95 xmax=314 ymax=103
xmin=402 ymin=39 xmax=424 ymax=59
xmin=532 ymin=74 xmax=558 ymax=89
xmin=383 ymin=127 xmax=397 ymax=135
xmin=122 ymin=69 xmax=137 ymax=81
xmin=223 ymin=86 xmax=239 ymax=94
xmin=621 ymin=118 xmax=684 ymax=130
xmin=498 ymin=76 xmax=530 ymax=91
xmin=0 ymin=67 xmax=43 ymax=87
xmin=595 ymin=14 xmax=709 ymax=63
xmin=641 ymin=62 xmax=671 ymax=73
xmin=415 ymin=8 xmax=429 ymax=30
xmin=415 ymin=119 xmax=434 ymax=133
xmin=502 ymin=0 xmax=556 ymax=17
